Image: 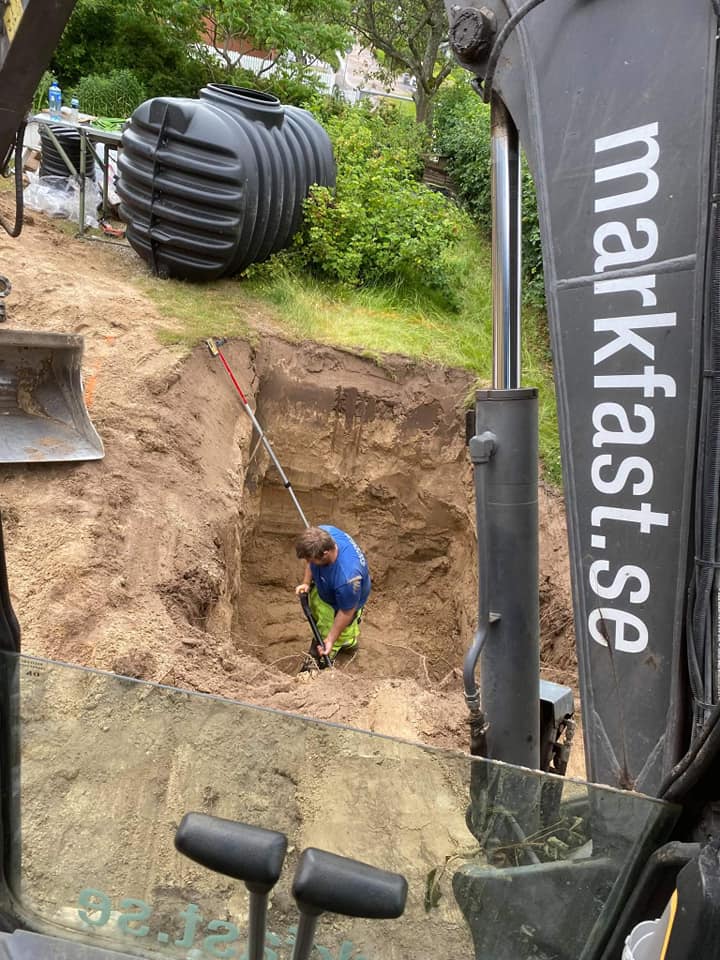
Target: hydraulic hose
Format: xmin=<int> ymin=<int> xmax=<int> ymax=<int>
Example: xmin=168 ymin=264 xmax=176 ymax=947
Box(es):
xmin=659 ymin=699 xmax=720 ymax=802
xmin=482 ymin=0 xmax=549 ymax=102
xmin=464 ymin=431 xmax=497 ymax=756
xmin=464 ymin=435 xmax=494 ymax=709
xmin=0 ymin=121 xmax=25 ymax=238
xmin=685 ymin=61 xmax=720 ymax=741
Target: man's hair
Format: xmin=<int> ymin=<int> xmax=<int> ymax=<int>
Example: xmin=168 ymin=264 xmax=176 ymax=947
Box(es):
xmin=296 ymin=526 xmax=336 ymax=560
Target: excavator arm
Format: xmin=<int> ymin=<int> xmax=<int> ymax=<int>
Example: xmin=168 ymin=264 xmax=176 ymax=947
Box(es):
xmin=447 ymin=1 xmax=720 ymax=955
xmin=447 ymin=0 xmax=717 ymax=798
xmin=0 ymin=0 xmax=103 ymax=465
xmin=0 ymin=0 xmax=77 ymax=167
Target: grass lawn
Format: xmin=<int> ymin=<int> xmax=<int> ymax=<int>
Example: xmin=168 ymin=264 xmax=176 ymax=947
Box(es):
xmin=138 ymin=229 xmax=561 ymax=488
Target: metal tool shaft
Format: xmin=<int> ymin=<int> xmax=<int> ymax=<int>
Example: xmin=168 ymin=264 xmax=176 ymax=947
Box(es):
xmin=247 ymin=890 xmax=269 ymax=960
xmin=209 ymin=340 xmax=310 ymax=528
xmin=289 ymin=914 xmax=318 ymax=960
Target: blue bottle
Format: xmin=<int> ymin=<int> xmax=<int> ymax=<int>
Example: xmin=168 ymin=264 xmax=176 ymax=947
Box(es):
xmin=48 ymin=79 xmax=62 ymax=121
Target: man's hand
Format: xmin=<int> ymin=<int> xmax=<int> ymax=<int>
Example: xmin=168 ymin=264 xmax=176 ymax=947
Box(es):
xmin=295 ymin=583 xmax=310 ymax=596
xmin=318 ymin=639 xmax=333 ymax=657
xmin=321 ymin=607 xmax=357 ymax=658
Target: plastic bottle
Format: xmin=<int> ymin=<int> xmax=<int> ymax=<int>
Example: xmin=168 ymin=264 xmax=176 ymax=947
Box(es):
xmin=48 ymin=79 xmax=62 ymax=121
xmin=69 ymin=97 xmax=79 ymax=124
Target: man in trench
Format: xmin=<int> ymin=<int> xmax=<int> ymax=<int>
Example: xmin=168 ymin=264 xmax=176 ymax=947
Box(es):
xmin=295 ymin=525 xmax=371 ymax=661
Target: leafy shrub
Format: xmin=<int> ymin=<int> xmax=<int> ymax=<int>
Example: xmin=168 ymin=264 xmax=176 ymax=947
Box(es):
xmin=74 ymin=69 xmax=146 ymax=119
xmin=434 ymin=74 xmax=545 ymax=306
xmin=433 ymin=79 xmax=492 ymax=230
xmin=292 ymin=103 xmax=467 ymax=300
xmin=228 ymin=64 xmax=331 ymax=108
xmin=52 ymin=0 xmax=209 ymax=100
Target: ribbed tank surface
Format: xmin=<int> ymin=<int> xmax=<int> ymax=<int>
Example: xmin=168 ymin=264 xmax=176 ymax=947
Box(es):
xmin=117 ymin=85 xmax=335 ymax=281
xmin=39 ymin=124 xmax=96 ymax=179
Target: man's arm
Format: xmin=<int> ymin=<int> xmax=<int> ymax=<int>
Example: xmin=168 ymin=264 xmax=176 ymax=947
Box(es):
xmin=295 ymin=561 xmax=313 ymax=595
xmin=322 ymin=606 xmax=357 ymax=656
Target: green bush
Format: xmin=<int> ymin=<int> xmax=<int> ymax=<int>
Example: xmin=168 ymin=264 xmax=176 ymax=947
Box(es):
xmin=52 ymin=0 xmax=209 ymax=100
xmin=434 ymin=75 xmax=545 ymax=306
xmin=292 ymin=103 xmax=468 ymax=300
xmin=74 ymin=69 xmax=146 ymax=119
xmin=433 ymin=80 xmax=492 ymax=230
xmin=228 ymin=64 xmax=331 ymax=108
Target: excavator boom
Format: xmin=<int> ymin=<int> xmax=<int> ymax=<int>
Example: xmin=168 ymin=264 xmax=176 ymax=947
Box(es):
xmin=447 ymin=0 xmax=717 ymax=797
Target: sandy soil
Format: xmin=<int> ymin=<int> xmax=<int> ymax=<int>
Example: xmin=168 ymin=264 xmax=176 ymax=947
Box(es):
xmin=0 ymin=200 xmax=598 ymax=960
xmin=0 ymin=200 xmax=577 ymax=760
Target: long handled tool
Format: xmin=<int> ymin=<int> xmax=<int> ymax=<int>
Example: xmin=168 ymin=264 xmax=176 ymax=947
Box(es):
xmin=205 ymin=338 xmax=309 ymax=528
xmin=299 ymin=592 xmax=332 ymax=670
xmin=175 ymin=813 xmax=287 ymax=960
xmin=290 ymin=848 xmax=408 ymax=960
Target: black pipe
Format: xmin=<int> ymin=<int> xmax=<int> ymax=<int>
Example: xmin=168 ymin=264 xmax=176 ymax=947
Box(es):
xmin=659 ymin=700 xmax=720 ymax=802
xmin=0 ymin=121 xmax=25 ymax=239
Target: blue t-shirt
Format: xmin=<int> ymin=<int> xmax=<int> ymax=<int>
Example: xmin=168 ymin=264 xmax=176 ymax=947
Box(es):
xmin=310 ymin=525 xmax=371 ymax=613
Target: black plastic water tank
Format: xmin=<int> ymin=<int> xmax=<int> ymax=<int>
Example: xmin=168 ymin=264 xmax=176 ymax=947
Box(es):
xmin=116 ymin=84 xmax=335 ymax=281
xmin=39 ymin=124 xmax=96 ymax=178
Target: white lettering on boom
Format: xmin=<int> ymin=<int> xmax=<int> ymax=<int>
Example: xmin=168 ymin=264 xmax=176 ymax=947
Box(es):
xmin=594 ymin=123 xmax=660 ymax=212
xmin=587 ymin=121 xmax=671 ymax=655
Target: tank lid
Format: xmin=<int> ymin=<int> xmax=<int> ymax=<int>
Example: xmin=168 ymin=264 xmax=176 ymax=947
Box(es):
xmin=200 ymin=84 xmax=285 ymax=125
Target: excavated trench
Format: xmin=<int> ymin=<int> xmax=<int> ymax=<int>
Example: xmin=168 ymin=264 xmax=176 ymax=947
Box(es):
xmin=147 ymin=334 xmax=575 ymax=740
xmin=216 ymin=340 xmax=478 ymax=684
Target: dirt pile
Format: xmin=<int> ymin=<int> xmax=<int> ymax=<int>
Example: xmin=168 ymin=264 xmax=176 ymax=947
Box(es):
xmin=0 ymin=206 xmax=577 ymax=756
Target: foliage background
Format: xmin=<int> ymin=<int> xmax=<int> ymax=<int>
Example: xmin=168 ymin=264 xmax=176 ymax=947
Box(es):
xmin=287 ymin=103 xmax=468 ymax=302
xmin=434 ymin=75 xmax=545 ymax=307
xmin=51 ymin=0 xmax=209 ymax=102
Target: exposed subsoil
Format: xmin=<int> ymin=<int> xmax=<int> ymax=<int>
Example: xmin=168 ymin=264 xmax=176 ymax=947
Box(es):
xmin=0 ymin=201 xmax=577 ymax=758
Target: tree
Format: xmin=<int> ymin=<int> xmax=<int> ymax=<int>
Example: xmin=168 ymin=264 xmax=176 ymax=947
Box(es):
xmin=348 ymin=0 xmax=453 ymax=130
xmin=52 ymin=0 xmax=210 ymax=99
xmin=53 ymin=0 xmax=353 ymax=101
xmin=194 ymin=0 xmax=352 ymax=73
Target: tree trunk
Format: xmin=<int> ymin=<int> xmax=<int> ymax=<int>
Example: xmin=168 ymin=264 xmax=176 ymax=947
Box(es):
xmin=414 ymin=83 xmax=434 ymax=134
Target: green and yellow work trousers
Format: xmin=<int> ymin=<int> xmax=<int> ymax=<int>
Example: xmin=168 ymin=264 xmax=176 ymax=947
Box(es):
xmin=309 ymin=585 xmax=363 ymax=658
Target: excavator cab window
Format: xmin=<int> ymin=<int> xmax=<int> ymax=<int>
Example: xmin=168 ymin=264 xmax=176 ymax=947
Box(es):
xmin=0 ymin=653 xmax=676 ymax=960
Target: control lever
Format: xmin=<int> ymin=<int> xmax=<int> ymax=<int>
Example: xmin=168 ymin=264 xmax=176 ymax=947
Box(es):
xmin=289 ymin=848 xmax=408 ymax=960
xmin=175 ymin=813 xmax=287 ymax=960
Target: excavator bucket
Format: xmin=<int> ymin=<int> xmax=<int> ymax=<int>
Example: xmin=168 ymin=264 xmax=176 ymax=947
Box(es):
xmin=0 ymin=330 xmax=103 ymax=463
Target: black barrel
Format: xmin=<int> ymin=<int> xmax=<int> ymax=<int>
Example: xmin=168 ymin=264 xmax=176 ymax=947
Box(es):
xmin=116 ymin=84 xmax=336 ymax=281
xmin=39 ymin=124 xmax=95 ymax=178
